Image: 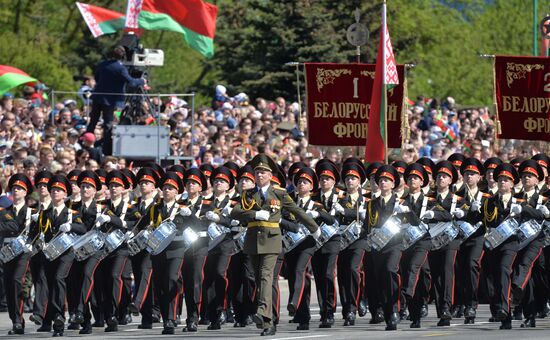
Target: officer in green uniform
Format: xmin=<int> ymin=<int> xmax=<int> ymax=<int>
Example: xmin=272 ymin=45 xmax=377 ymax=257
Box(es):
xmin=230 ymin=154 xmax=319 ymax=336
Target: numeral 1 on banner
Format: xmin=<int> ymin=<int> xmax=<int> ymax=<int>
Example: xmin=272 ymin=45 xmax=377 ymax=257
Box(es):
xmin=544 ymin=73 xmax=550 ymax=92
xmin=353 ymin=78 xmax=359 ymax=98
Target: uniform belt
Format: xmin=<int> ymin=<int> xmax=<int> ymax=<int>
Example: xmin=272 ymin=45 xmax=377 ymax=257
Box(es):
xmin=247 ymin=221 xmax=279 ymax=228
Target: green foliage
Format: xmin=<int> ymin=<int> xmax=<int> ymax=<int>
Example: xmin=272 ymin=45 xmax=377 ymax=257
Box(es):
xmin=0 ymin=0 xmax=546 ymax=106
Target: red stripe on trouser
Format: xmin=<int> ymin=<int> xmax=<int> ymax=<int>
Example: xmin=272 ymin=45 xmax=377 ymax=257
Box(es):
xmin=451 ymin=250 xmax=458 ymax=305
xmin=139 ymin=270 xmax=153 ymax=310
xmin=173 ymin=259 xmax=185 ymax=318
xmin=397 ymin=253 xmax=402 ymax=311
xmin=412 ymin=251 xmax=429 ymax=298
xmin=85 ymin=259 xmax=102 ymax=304
xmin=333 ymin=255 xmax=339 ymax=310
xmin=222 ymin=255 xmax=233 ymax=309
xmin=197 ymin=257 xmax=207 ymax=314
xmin=505 ymin=254 xmax=517 ymax=312
xmin=520 ymin=248 xmax=542 ymax=289
xmin=117 ymin=258 xmax=128 ymax=304
xmin=18 ymin=260 xmax=31 ymax=316
xmin=295 ymin=258 xmax=311 ymax=308
xmin=355 ymin=252 xmax=365 ymax=308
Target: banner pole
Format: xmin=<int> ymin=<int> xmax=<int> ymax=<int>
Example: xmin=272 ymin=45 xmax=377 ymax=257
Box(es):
xmin=533 ymin=0 xmax=538 ymax=56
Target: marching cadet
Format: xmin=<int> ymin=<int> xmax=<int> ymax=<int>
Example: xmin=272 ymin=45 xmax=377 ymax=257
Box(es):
xmin=203 ymin=166 xmax=238 ymax=330
xmin=483 ymin=163 xmax=528 ymax=329
xmin=399 ymin=164 xmax=449 ymax=329
xmin=286 ymin=167 xmax=335 ymax=330
xmin=138 ymin=172 xmax=187 ymax=334
xmin=93 ymin=170 xmax=139 ymax=332
xmin=1 ymin=174 xmax=33 ymax=334
xmin=333 ymin=159 xmax=368 ymax=327
xmin=228 ymin=165 xmax=257 ymax=327
xmin=510 ymin=160 xmax=547 ymax=328
xmin=483 ymin=158 xmax=502 ymax=195
xmin=454 ymin=158 xmax=491 ymax=324
xmin=29 ymin=170 xmax=53 ymax=332
xmin=532 ymin=153 xmax=549 ymax=193
xmin=67 ymin=170 xmax=82 ymax=206
xmin=200 ymin=163 xmax=214 ymax=196
xmin=71 ymin=170 xmax=104 ymax=334
xmin=65 ymin=169 xmax=82 ymax=330
xmin=448 ymin=153 xmax=465 ymax=193
xmin=366 ymin=165 xmax=403 ymax=330
xmin=179 ymin=168 xmax=211 ymax=333
xmin=230 ymin=154 xmax=319 ymax=336
xmin=392 ymin=161 xmax=408 ymax=199
xmin=365 ymin=162 xmax=383 ymax=199
xmin=94 ymin=169 xmax=108 ymax=201
xmin=311 ymin=159 xmax=342 ymax=328
xmin=29 ymin=174 xmax=86 ymax=336
xmin=429 ymin=161 xmax=461 ymax=326
xmin=510 ymin=158 xmax=525 ymax=194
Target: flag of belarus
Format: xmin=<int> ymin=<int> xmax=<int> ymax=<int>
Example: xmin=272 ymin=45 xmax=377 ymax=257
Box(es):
xmin=0 ymin=65 xmax=37 ymax=95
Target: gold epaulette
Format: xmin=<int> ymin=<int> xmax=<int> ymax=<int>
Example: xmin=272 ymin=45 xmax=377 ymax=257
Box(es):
xmin=202 ymin=200 xmax=212 ymax=205
xmin=272 ymin=185 xmax=286 ymax=192
xmin=482 ymin=193 xmax=491 ymax=198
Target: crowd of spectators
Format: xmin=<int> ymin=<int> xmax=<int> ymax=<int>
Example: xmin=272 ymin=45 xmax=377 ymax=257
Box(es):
xmin=0 ymin=81 xmax=547 ymax=195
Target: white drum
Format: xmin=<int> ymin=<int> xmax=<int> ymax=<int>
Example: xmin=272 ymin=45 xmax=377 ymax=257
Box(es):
xmin=402 ymin=223 xmax=427 ymax=250
xmin=104 ymin=229 xmax=126 ymax=254
xmin=540 ymin=221 xmax=550 ymax=247
xmin=146 ymin=221 xmax=177 ymax=255
xmin=367 ymin=216 xmax=401 ymax=251
xmin=43 ymin=233 xmax=76 ymax=261
xmin=430 ymin=222 xmax=459 ymax=250
xmin=0 ymin=235 xmax=32 ymax=263
xmin=485 ymin=218 xmax=519 ymax=250
xmin=127 ymin=229 xmax=151 ymax=256
xmin=456 ymin=221 xmax=482 ymax=241
xmin=282 ymin=225 xmax=310 ymax=253
xmin=315 ymin=222 xmax=340 ymax=249
xmin=517 ymin=220 xmax=542 ymax=250
xmin=207 ymin=223 xmax=231 ymax=251
xmin=72 ymin=229 xmax=106 ymax=261
xmin=339 ymin=221 xmax=363 ymax=249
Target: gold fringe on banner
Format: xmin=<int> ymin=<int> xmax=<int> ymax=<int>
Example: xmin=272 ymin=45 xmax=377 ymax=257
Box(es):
xmin=401 ymin=77 xmax=410 ymax=148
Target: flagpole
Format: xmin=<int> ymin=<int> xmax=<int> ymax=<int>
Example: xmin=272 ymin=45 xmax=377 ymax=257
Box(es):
xmin=383 ymin=0 xmax=388 ymax=164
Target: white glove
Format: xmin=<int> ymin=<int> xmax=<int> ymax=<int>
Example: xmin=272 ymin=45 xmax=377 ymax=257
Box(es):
xmin=96 ymin=214 xmax=111 ymax=226
xmin=31 ymin=213 xmax=39 ymax=222
xmin=205 ymin=211 xmax=221 ymax=223
xmin=59 ymin=222 xmax=71 ymax=233
xmin=470 ymin=200 xmax=482 ymax=212
xmin=179 ymin=207 xmax=192 ymax=217
xmin=421 ymin=210 xmax=435 ymax=220
xmin=510 ymin=203 xmax=522 ymax=216
xmin=537 ymin=205 xmax=550 ymax=218
xmin=358 ymin=208 xmax=367 ymax=220
xmin=222 ymin=206 xmax=233 ymax=215
xmin=394 ymin=205 xmax=410 ymax=214
xmin=333 ymin=203 xmax=345 ymax=214
xmin=125 ymin=231 xmax=134 ymax=239
xmin=453 ymin=208 xmax=465 ymax=219
xmin=230 ymin=219 xmax=240 ymax=226
xmin=312 ymin=228 xmax=321 ymax=240
xmin=306 ymin=210 xmax=319 ymax=219
xmin=255 ymin=210 xmax=270 ymax=221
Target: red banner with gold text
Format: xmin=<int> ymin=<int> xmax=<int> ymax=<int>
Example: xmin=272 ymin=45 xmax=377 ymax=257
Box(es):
xmin=305 ymin=63 xmax=405 ymax=146
xmin=494 ymin=56 xmax=550 ymax=141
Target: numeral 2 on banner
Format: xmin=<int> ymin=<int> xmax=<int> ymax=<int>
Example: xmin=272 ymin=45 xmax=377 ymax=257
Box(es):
xmin=544 ymin=73 xmax=550 ymax=93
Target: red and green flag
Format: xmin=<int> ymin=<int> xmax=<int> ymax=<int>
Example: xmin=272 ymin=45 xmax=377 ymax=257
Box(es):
xmin=76 ymin=2 xmax=125 ymax=38
xmin=365 ymin=2 xmax=399 ymax=163
xmin=125 ymin=0 xmax=218 ymax=58
xmin=0 ymin=65 xmax=37 ymax=96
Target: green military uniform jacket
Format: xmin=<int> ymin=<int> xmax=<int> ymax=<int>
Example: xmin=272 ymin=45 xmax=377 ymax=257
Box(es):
xmin=231 ymin=185 xmax=318 ymax=255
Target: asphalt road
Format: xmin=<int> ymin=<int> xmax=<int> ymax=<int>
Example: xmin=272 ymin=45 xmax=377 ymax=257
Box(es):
xmin=2 ymin=280 xmax=550 ymax=339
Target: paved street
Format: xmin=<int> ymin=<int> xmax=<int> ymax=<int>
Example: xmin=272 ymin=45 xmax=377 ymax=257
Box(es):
xmin=1 ymin=279 xmax=550 ymax=339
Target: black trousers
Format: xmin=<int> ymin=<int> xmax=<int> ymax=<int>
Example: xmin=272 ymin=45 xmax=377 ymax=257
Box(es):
xmin=228 ymin=252 xmax=255 ymax=323
xmin=152 ymin=253 xmax=184 ymax=322
xmin=312 ymin=248 xmax=339 ymax=319
xmin=76 ymin=252 xmax=103 ymax=313
xmin=285 ymin=247 xmax=313 ymax=324
xmin=401 ymin=238 xmax=430 ymax=321
xmin=456 ymin=235 xmax=485 ymax=310
xmin=204 ymin=250 xmax=233 ymax=320
xmin=182 ymin=248 xmax=207 ymax=324
xmin=67 ymin=261 xmax=82 ymax=318
xmin=118 ymin=258 xmax=133 ymax=320
xmin=429 ymin=241 xmax=459 ymax=315
xmin=97 ymin=250 xmax=128 ymax=320
xmin=30 ymin=253 xmax=49 ymax=320
xmin=532 ymin=249 xmax=550 ymax=313
xmin=337 ymin=246 xmax=365 ymax=317
xmin=512 ymin=238 xmax=543 ymax=293
xmin=45 ymin=251 xmax=74 ymax=326
xmin=487 ymin=241 xmax=518 ymax=315
xmin=87 ymin=101 xmax=115 ymax=155
xmin=131 ymin=250 xmax=153 ymax=324
xmin=372 ymin=243 xmax=402 ymax=320
xmin=4 ymin=253 xmax=30 ymax=325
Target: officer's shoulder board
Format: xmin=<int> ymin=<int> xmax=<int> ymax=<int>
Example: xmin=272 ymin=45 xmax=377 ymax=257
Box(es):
xmin=313 ymin=201 xmax=324 ymax=208
xmin=337 ymin=192 xmax=346 ymax=199
xmin=482 ymin=193 xmax=491 ymax=198
xmin=515 ymin=198 xmax=526 ymax=203
xmin=202 ymin=199 xmax=212 ymax=205
xmin=426 ymin=196 xmax=437 ymax=202
xmin=71 ymin=209 xmax=79 ymax=215
xmin=272 ymin=185 xmax=286 ymax=192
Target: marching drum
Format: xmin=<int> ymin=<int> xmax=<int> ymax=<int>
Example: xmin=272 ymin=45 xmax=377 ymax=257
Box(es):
xmin=43 ymin=233 xmax=76 ymax=261
xmin=72 ymin=229 xmax=106 ymax=261
xmin=0 ymin=235 xmax=32 ymax=263
xmin=315 ymin=222 xmax=340 ymax=249
xmin=517 ymin=220 xmax=542 ymax=250
xmin=429 ymin=222 xmax=459 ymax=250
xmin=207 ymin=223 xmax=231 ymax=251
xmin=179 ymin=227 xmax=200 ymax=250
xmin=104 ymin=229 xmax=127 ymax=254
xmin=541 ymin=221 xmax=550 ymax=248
xmin=339 ymin=221 xmax=362 ymax=249
xmin=146 ymin=220 xmax=177 ymax=255
xmin=282 ymin=225 xmax=310 ymax=253
xmin=127 ymin=229 xmax=151 ymax=256
xmin=235 ymin=230 xmax=246 ymax=252
xmin=456 ymin=221 xmax=482 ymax=241
xmin=367 ymin=216 xmax=401 ymax=251
xmin=402 ymin=223 xmax=427 ymax=250
xmin=484 ymin=218 xmax=519 ymax=250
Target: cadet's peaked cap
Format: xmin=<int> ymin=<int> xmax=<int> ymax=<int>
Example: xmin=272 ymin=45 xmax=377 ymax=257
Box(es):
xmin=137 ymin=167 xmax=159 ymax=187
xmin=342 ymin=162 xmax=366 ymax=184
xmin=460 ymin=158 xmax=485 ymax=176
xmin=160 ymin=172 xmax=184 ymax=194
xmin=210 ymin=166 xmax=235 ymax=189
xmin=404 ymin=163 xmax=429 ymax=188
xmin=435 ymin=160 xmax=458 ymax=184
xmin=494 ymin=163 xmax=520 ymax=184
xmin=294 ymin=167 xmax=319 ymax=191
xmin=315 ymin=159 xmax=341 ymax=183
xmin=48 ymin=174 xmax=72 ymax=196
xmin=106 ymin=170 xmax=130 ymax=189
xmin=374 ymin=165 xmax=400 ymax=187
xmin=518 ymin=159 xmax=544 ymax=181
xmin=77 ymin=170 xmax=101 ymax=190
xmin=8 ymin=173 xmax=33 ymax=194
xmin=184 ymin=168 xmax=208 ymax=192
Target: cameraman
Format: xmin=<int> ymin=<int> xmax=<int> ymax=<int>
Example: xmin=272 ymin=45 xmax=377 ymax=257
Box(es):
xmin=87 ymin=45 xmax=146 ymax=155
